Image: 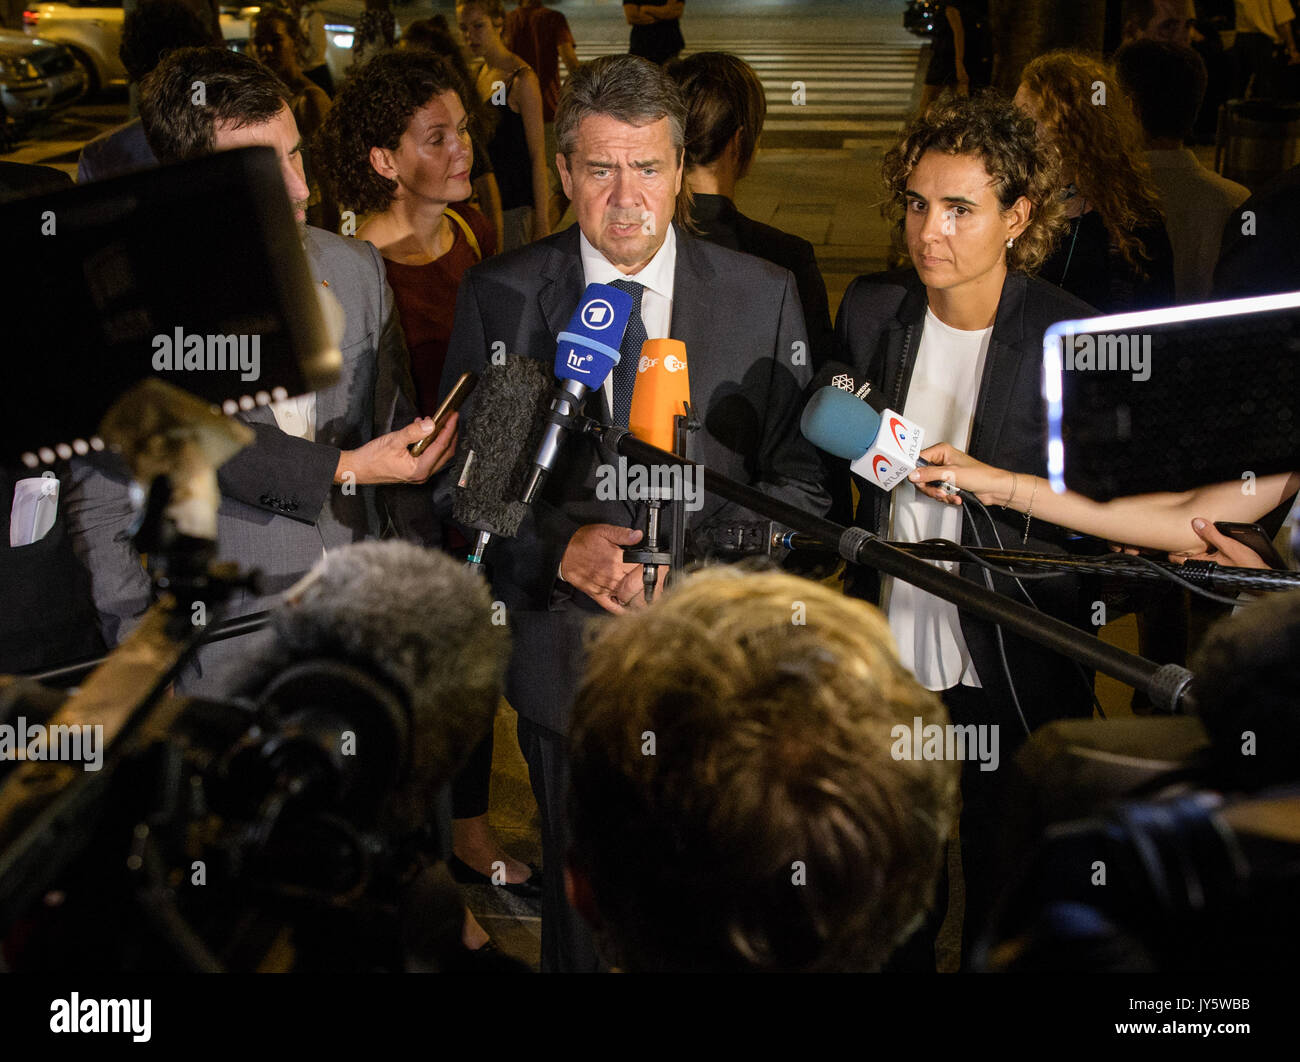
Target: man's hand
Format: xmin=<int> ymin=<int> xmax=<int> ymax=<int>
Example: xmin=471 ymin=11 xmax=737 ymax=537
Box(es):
xmin=334 ymin=413 xmax=458 ymax=486
xmin=561 ymin=523 xmax=668 ymax=614
xmin=1168 ymin=518 xmax=1270 ymax=569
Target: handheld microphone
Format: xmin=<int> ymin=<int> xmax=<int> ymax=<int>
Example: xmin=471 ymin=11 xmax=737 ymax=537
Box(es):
xmin=626 ymin=339 xmax=691 ymax=601
xmin=452 ymin=355 xmax=553 ymax=565
xmin=522 ymin=283 xmax=634 ymax=505
xmin=801 ymin=386 xmax=948 ymax=494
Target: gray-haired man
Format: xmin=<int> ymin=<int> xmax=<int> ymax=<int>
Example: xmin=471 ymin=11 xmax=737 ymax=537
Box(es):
xmin=440 ymin=53 xmax=828 ymax=972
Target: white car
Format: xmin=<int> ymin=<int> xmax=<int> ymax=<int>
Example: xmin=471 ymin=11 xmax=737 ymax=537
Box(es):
xmin=22 ymin=3 xmax=353 ymax=96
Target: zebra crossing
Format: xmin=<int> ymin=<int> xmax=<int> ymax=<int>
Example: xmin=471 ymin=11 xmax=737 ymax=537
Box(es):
xmin=578 ymin=39 xmax=925 ymax=148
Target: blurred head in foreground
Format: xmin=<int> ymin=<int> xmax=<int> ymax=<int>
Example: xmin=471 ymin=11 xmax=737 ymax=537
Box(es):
xmin=567 ymin=566 xmax=959 ymax=971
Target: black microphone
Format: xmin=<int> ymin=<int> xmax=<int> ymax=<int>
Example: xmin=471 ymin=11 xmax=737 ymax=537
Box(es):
xmin=522 ymin=283 xmax=634 ymax=505
xmin=452 ymin=354 xmax=553 ymax=566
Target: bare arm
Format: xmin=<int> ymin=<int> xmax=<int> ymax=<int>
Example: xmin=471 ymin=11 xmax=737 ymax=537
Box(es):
xmin=514 ymin=67 xmax=551 ymax=239
xmin=624 ymin=5 xmax=655 ymax=27
xmin=558 ymin=38 xmax=580 ymax=80
xmin=911 ymin=442 xmax=1299 ymax=553
xmin=473 ymin=171 xmax=505 ymax=247
xmin=641 ymin=1 xmax=685 ymax=18
xmin=946 ymin=6 xmax=968 ymax=91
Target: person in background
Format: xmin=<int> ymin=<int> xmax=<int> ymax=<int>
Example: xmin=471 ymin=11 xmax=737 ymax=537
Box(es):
xmin=668 ymin=52 xmax=833 ymax=370
xmin=567 ymin=567 xmax=959 ymax=972
xmin=504 ymin=0 xmax=580 ymax=227
xmin=1230 ymin=0 xmax=1300 ymax=99
xmin=1017 ymin=50 xmax=1176 ymax=314
xmin=1115 ymin=39 xmax=1248 ymax=302
xmin=253 ymin=8 xmax=335 ymax=230
xmin=1118 ymin=0 xmax=1195 ymax=44
xmin=312 ymin=52 xmax=528 ymax=951
xmin=352 ymin=0 xmax=396 ymax=68
xmin=624 ymin=1 xmax=684 ymax=66
xmin=1215 ymin=160 xmax=1300 ymax=296
xmin=919 ymin=1 xmax=992 ymax=111
xmin=400 ymin=16 xmax=506 ymax=245
xmin=284 ymin=0 xmax=333 ymax=96
xmin=76 ymin=0 xmax=215 ymax=184
xmin=457 ymin=0 xmax=551 ymax=251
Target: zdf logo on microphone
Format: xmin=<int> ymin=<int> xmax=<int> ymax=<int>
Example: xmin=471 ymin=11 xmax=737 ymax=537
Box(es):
xmin=580 ymin=298 xmax=616 ymax=330
xmin=664 ymin=353 xmax=686 ymax=373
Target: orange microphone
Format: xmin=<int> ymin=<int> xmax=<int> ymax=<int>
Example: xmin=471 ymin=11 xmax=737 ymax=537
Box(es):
xmin=629 ymin=338 xmax=690 ymax=454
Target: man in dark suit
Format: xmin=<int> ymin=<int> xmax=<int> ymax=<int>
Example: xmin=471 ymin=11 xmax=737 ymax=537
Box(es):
xmin=440 ymin=54 xmax=829 ymax=972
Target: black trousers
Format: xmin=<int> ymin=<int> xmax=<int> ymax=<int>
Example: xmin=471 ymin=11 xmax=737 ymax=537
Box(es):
xmin=516 ymin=715 xmax=601 ymax=973
xmin=886 ymin=683 xmax=1011 ymax=971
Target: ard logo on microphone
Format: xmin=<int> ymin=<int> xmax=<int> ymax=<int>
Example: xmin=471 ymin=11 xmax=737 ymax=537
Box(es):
xmin=580 ymin=298 xmax=617 ymax=331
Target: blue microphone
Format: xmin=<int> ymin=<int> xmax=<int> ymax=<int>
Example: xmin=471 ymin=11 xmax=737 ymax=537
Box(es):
xmin=523 ymin=283 xmax=634 ymax=503
xmin=801 ymin=386 xmax=957 ymax=495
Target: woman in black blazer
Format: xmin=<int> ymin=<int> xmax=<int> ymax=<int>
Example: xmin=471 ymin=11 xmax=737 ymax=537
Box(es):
xmin=833 ymin=93 xmax=1097 ymax=968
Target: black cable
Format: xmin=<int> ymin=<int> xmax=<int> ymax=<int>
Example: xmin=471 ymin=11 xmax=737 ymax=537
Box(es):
xmin=963 ymin=493 xmax=1107 ymax=721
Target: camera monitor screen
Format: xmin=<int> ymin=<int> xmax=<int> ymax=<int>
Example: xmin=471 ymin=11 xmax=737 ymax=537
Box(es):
xmin=1043 ymin=292 xmax=1300 ymax=501
xmin=0 ymin=147 xmax=340 ymax=469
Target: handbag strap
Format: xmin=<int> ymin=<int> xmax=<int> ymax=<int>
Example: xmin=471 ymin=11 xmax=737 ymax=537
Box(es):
xmin=444 ymin=208 xmax=482 ymax=262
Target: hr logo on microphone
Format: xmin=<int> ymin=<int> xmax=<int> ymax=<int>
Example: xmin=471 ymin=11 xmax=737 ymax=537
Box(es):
xmin=580 ymin=299 xmax=617 ymax=330
xmin=564 ymin=349 xmax=595 ymax=373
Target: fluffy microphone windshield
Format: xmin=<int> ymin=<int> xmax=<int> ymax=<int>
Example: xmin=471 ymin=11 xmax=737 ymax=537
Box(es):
xmin=452 ymin=354 xmax=552 ymax=537
xmin=252 ymin=540 xmax=509 ymax=803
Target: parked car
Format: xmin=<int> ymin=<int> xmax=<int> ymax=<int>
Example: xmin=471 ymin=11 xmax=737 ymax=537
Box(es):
xmin=0 ymin=27 xmax=85 ymax=140
xmin=21 ymin=3 xmax=352 ymax=97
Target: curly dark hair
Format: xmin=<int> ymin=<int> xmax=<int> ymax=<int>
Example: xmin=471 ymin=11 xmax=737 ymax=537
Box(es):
xmin=1019 ymin=50 xmax=1165 ymax=275
xmin=881 ymin=91 xmax=1066 ymax=274
xmin=312 ymin=49 xmax=467 ymax=214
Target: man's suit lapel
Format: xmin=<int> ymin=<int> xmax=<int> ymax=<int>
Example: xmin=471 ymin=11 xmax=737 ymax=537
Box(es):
xmin=303 ymin=228 xmax=347 ymax=433
xmin=667 ymin=230 xmax=713 ymax=453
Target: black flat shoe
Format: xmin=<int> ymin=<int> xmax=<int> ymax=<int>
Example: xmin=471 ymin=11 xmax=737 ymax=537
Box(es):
xmin=448 ymin=855 xmax=544 ymax=899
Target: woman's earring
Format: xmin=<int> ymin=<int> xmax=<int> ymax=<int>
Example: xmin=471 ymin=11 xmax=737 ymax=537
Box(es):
xmin=1006 ymin=237 xmax=1015 ymax=248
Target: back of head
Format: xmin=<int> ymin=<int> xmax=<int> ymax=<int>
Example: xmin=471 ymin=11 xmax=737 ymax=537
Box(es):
xmin=313 ymin=48 xmax=467 ymax=215
xmin=119 ymin=0 xmax=216 ymax=85
xmin=1019 ymin=49 xmax=1163 ymax=269
xmin=883 ymin=92 xmax=1066 ymax=274
xmin=666 ymin=51 xmax=766 ymax=175
xmin=1191 ymin=589 xmax=1300 ymax=791
xmin=139 ymin=46 xmax=290 ymax=164
xmin=569 ymin=566 xmax=959 ymax=972
xmin=1114 ymin=38 xmax=1207 ymax=144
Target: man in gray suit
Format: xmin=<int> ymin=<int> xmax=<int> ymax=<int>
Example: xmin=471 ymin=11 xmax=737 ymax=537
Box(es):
xmin=64 ymin=47 xmax=456 ymax=683
xmin=440 ymin=54 xmax=829 ymax=971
